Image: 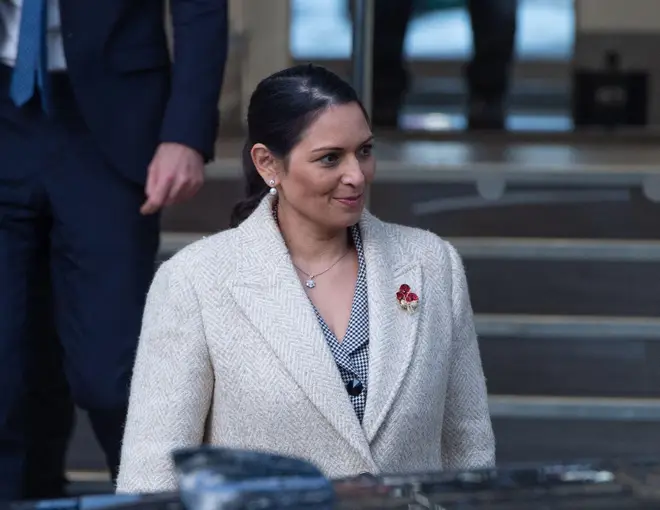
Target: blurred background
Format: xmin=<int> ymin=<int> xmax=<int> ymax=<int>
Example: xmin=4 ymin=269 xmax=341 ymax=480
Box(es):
xmin=70 ymin=0 xmax=660 ymax=492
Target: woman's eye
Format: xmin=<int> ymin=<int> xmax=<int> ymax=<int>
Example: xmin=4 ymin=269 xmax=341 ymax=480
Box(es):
xmin=359 ymin=144 xmax=373 ymax=158
xmin=319 ymin=153 xmax=340 ymax=166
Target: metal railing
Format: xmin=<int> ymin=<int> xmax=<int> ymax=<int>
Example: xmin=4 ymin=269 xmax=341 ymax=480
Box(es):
xmin=351 ymin=0 xmax=375 ymax=206
xmin=351 ymin=0 xmax=374 ymax=116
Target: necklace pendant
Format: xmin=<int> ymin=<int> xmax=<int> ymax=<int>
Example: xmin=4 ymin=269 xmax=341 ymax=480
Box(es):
xmin=305 ymin=279 xmax=316 ymax=289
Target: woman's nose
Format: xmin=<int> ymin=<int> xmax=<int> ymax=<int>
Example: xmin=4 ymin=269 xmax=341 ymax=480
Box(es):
xmin=341 ymin=157 xmax=366 ymax=186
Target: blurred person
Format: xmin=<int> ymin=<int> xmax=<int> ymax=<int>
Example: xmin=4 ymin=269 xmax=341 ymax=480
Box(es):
xmin=370 ymin=0 xmax=517 ymax=129
xmin=116 ymin=64 xmax=494 ymax=493
xmin=0 ymin=0 xmax=228 ymax=500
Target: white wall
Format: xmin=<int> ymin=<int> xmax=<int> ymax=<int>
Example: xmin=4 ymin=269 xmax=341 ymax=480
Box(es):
xmin=165 ymin=0 xmax=292 ymax=130
xmin=234 ymin=0 xmax=292 ymax=124
xmin=577 ymin=0 xmax=660 ymax=32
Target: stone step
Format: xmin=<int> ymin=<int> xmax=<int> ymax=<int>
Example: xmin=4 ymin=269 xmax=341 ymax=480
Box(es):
xmin=489 ymin=395 xmax=660 ymax=421
xmin=400 ymin=185 xmax=660 ymax=240
xmin=160 ymin=234 xmax=660 ymax=317
xmin=158 ymin=236 xmax=660 ymax=397
xmin=469 ymin=258 xmax=658 ymax=316
xmin=160 ymin=235 xmax=660 ymax=399
xmin=458 ymin=238 xmax=660 ymax=316
xmin=162 ymin=178 xmax=660 ymax=239
xmin=65 ymin=395 xmax=660 ymax=477
xmin=160 ymin=233 xmax=660 ymax=260
xmin=453 ymin=237 xmax=660 ymax=261
xmin=64 ymin=413 xmax=660 ymax=492
xmin=408 ymin=76 xmax=570 ymax=110
xmin=491 ymin=416 xmax=660 ymax=463
xmin=165 ymin=138 xmax=660 ymax=238
xmin=478 ymin=315 xmax=660 ymax=398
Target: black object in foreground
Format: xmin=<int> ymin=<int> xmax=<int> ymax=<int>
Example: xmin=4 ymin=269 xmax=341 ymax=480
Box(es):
xmin=4 ymin=451 xmax=660 ymax=509
xmin=172 ymin=447 xmax=334 ymax=510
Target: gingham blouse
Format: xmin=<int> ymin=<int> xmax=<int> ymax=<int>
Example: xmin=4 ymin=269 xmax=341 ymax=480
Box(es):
xmin=311 ymin=225 xmax=369 ymax=422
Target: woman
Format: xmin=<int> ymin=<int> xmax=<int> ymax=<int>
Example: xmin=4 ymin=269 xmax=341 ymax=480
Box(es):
xmin=116 ymin=64 xmax=495 ymax=493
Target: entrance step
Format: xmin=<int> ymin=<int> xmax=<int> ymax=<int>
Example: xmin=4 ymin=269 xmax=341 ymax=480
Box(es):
xmin=479 ymin=315 xmax=660 ymax=398
xmin=162 ymin=179 xmax=660 ymax=239
xmin=454 ymin=237 xmax=660 ymax=316
xmin=159 ymin=234 xmax=660 ymax=317
xmin=66 ymin=396 xmax=660 ymax=476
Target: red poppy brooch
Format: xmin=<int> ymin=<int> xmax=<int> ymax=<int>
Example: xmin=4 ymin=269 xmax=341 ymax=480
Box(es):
xmin=396 ymin=284 xmax=419 ymax=313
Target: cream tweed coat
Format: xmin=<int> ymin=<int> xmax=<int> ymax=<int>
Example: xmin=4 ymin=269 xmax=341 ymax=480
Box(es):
xmin=116 ymin=196 xmax=495 ymax=493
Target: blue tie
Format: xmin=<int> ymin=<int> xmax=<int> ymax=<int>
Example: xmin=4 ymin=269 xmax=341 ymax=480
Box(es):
xmin=10 ymin=0 xmax=50 ymax=111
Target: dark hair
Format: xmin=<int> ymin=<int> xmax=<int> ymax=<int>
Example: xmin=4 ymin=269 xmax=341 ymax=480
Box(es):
xmin=229 ymin=64 xmax=369 ymax=227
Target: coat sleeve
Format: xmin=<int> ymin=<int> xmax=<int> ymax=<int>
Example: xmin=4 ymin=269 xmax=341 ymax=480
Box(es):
xmin=116 ymin=259 xmax=214 ymax=493
xmin=440 ymin=243 xmax=496 ymax=471
xmin=160 ymin=0 xmax=228 ymax=161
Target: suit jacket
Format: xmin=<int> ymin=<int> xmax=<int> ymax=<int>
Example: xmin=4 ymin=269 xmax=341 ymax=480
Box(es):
xmin=116 ymin=197 xmax=495 ymax=493
xmin=57 ymin=0 xmax=227 ymax=183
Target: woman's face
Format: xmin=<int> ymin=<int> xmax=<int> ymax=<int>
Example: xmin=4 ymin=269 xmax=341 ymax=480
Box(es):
xmin=279 ymin=102 xmax=375 ymax=230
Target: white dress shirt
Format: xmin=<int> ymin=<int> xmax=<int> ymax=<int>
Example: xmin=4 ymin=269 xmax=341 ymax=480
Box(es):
xmin=0 ymin=0 xmax=66 ymax=70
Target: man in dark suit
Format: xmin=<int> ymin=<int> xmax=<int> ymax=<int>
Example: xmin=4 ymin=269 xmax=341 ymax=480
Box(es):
xmin=0 ymin=0 xmax=228 ymax=500
xmin=369 ymin=0 xmax=517 ymax=130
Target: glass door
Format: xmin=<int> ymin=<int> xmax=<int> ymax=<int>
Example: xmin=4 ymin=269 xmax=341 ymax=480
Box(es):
xmin=290 ymin=0 xmax=575 ymax=133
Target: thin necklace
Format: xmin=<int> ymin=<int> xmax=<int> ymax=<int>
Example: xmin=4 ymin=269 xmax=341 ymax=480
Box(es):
xmin=272 ymin=203 xmax=352 ymax=289
xmin=293 ymin=249 xmax=351 ymax=289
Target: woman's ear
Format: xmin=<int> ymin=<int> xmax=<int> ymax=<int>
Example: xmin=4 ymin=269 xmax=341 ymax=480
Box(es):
xmin=250 ymin=143 xmax=279 ymax=185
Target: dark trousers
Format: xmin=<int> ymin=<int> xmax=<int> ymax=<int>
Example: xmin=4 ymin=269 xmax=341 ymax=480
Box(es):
xmin=0 ymin=65 xmax=159 ymax=501
xmin=372 ymin=0 xmax=517 ymax=115
xmin=22 ymin=251 xmax=75 ymax=500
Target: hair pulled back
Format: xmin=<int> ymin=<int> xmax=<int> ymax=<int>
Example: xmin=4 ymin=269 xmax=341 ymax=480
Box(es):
xmin=229 ymin=64 xmax=367 ymax=227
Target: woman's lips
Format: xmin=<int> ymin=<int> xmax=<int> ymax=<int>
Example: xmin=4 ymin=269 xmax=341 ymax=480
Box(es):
xmin=335 ymin=194 xmax=363 ymax=207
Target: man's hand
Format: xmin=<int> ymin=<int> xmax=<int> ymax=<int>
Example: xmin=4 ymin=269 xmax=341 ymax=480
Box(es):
xmin=141 ymin=142 xmax=205 ymax=215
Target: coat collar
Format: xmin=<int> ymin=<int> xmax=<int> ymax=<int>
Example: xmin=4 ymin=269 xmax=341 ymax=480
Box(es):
xmin=227 ymin=197 xmax=422 ymax=467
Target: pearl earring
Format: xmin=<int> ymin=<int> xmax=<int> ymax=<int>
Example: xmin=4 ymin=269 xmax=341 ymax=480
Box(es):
xmin=268 ymin=179 xmax=277 ymax=196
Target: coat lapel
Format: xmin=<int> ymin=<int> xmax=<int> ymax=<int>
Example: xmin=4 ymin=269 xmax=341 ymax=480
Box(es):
xmin=227 ymin=197 xmax=375 ymax=469
xmin=359 ymin=213 xmax=423 ymax=443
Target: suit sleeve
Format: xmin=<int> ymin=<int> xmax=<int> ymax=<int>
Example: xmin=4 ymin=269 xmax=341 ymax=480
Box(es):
xmin=441 ymin=243 xmax=496 ymax=471
xmin=160 ymin=0 xmax=228 ymax=161
xmin=116 ymin=260 xmax=213 ymax=493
